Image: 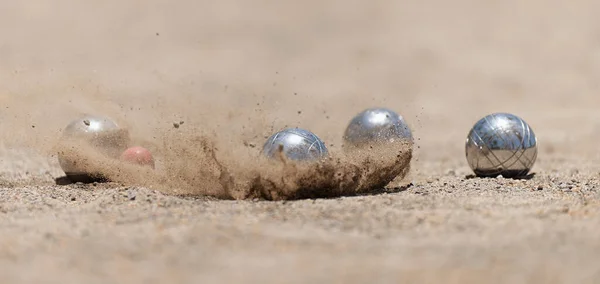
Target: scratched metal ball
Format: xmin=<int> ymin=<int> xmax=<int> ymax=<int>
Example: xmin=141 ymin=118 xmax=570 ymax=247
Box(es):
xmin=57 ymin=115 xmax=130 ymax=181
xmin=465 ymin=113 xmax=537 ymax=178
xmin=343 ymin=108 xmax=413 ymax=147
xmin=262 ymin=128 xmax=329 ymax=161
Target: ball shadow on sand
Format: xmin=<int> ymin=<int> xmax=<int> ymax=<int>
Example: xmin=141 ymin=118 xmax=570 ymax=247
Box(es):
xmin=464 ymin=172 xmax=537 ymax=180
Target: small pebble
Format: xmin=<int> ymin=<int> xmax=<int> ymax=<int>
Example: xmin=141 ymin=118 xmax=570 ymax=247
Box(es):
xmin=127 ymin=190 xmax=137 ymax=201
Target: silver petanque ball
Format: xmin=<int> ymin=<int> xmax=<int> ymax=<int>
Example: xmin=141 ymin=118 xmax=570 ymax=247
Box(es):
xmin=465 ymin=113 xmax=537 ymax=178
xmin=58 ymin=115 xmax=130 ymax=181
xmin=262 ymin=128 xmax=329 ymax=161
xmin=343 ymin=107 xmax=413 ymax=147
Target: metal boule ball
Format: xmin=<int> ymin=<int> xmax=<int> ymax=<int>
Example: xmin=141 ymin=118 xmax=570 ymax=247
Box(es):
xmin=57 ymin=115 xmax=131 ymax=182
xmin=343 ymin=107 xmax=413 ymax=148
xmin=262 ymin=128 xmax=329 ymax=162
xmin=465 ymin=112 xmax=538 ymax=178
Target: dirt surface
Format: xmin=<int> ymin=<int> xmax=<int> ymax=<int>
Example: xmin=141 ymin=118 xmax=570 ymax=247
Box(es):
xmin=1 ymin=0 xmax=600 ymax=283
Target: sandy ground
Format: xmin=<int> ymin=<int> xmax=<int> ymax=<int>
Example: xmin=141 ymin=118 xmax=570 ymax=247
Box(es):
xmin=1 ymin=0 xmax=600 ymax=283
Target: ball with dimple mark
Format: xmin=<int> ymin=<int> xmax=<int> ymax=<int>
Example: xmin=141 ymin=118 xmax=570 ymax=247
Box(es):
xmin=120 ymin=146 xmax=155 ymax=169
xmin=465 ymin=112 xmax=538 ymax=178
xmin=57 ymin=115 xmax=130 ymax=181
xmin=262 ymin=128 xmax=329 ymax=161
xmin=343 ymin=107 xmax=413 ymax=148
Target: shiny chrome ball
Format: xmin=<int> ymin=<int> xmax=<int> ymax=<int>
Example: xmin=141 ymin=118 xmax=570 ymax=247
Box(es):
xmin=465 ymin=113 xmax=537 ymax=178
xmin=58 ymin=115 xmax=130 ymax=180
xmin=343 ymin=108 xmax=413 ymax=147
xmin=262 ymin=128 xmax=329 ymax=161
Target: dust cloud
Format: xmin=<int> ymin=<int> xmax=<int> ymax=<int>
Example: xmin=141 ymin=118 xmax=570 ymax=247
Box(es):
xmin=0 ymin=0 xmax=417 ymax=200
xmin=51 ymin=114 xmax=412 ymax=200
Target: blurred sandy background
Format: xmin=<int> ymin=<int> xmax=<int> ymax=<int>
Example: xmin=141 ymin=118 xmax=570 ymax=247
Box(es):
xmin=0 ymin=0 xmax=599 ymax=283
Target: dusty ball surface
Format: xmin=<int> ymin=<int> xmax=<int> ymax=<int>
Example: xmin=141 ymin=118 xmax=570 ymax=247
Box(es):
xmin=57 ymin=115 xmax=130 ymax=177
xmin=343 ymin=107 xmax=413 ymax=148
xmin=465 ymin=112 xmax=538 ymax=178
xmin=120 ymin=146 xmax=155 ymax=169
xmin=262 ymin=128 xmax=329 ymax=161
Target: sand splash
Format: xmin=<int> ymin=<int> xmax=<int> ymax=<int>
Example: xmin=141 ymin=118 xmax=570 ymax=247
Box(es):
xmin=54 ymin=126 xmax=412 ymax=201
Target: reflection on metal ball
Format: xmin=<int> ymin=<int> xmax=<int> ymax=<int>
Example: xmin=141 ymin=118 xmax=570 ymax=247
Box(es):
xmin=262 ymin=128 xmax=328 ymax=161
xmin=465 ymin=113 xmax=537 ymax=178
xmin=57 ymin=115 xmax=130 ymax=181
xmin=343 ymin=107 xmax=412 ymax=147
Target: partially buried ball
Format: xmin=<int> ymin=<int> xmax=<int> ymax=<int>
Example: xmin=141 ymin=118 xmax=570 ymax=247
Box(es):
xmin=465 ymin=112 xmax=537 ymax=178
xmin=343 ymin=107 xmax=413 ymax=148
xmin=120 ymin=146 xmax=155 ymax=169
xmin=262 ymin=128 xmax=329 ymax=161
xmin=57 ymin=115 xmax=130 ymax=182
